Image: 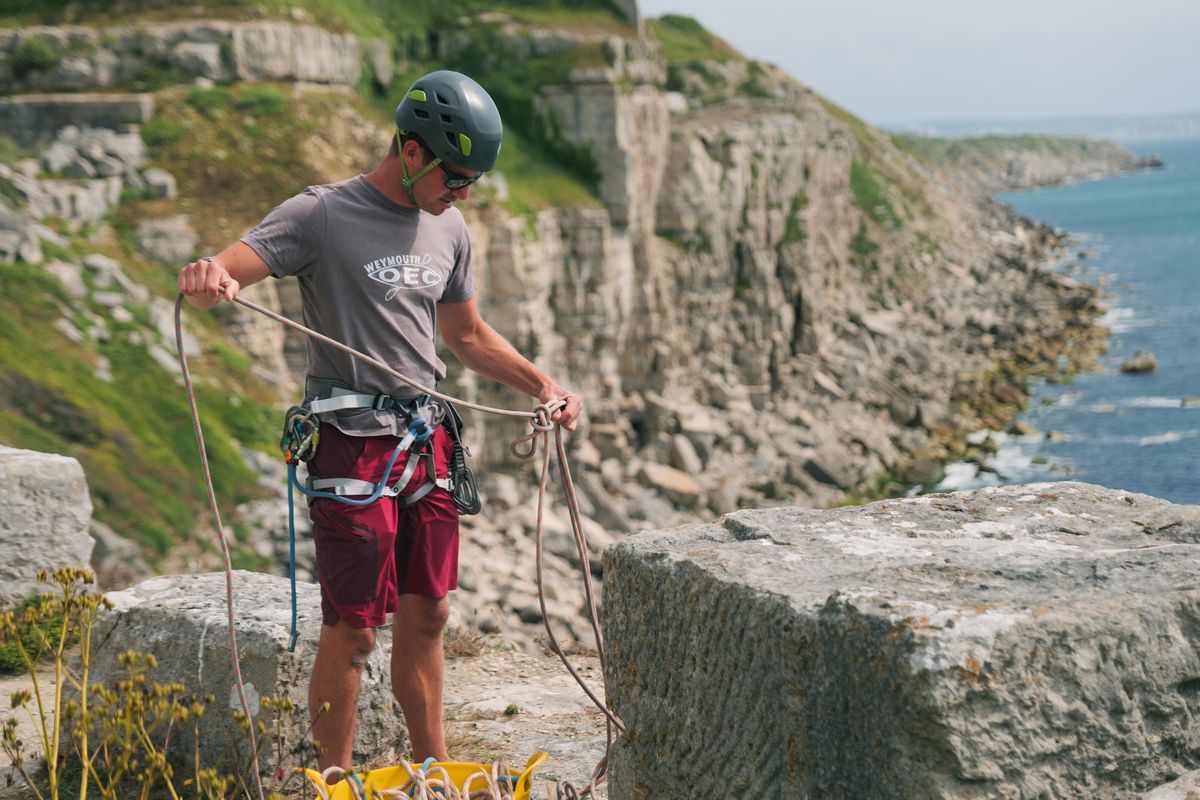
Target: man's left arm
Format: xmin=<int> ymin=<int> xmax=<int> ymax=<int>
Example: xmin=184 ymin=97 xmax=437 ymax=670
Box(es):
xmin=438 ymin=298 xmax=583 ymax=431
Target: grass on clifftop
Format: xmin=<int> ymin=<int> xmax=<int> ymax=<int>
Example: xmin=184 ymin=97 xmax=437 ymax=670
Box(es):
xmin=890 ymin=132 xmax=1135 ymax=164
xmin=647 ymin=13 xmax=738 ymax=63
xmin=0 ymin=0 xmax=631 ymax=36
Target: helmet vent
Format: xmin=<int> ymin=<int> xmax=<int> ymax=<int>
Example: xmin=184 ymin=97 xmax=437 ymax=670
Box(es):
xmin=436 ymin=92 xmax=449 ymax=105
xmin=445 ymin=131 xmax=457 ymax=148
xmin=414 ymin=109 xmax=430 ymax=120
xmin=441 ymin=114 xmax=453 ymax=123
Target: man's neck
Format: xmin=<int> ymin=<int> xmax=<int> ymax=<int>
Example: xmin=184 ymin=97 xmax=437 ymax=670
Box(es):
xmin=365 ymin=158 xmax=417 ymax=208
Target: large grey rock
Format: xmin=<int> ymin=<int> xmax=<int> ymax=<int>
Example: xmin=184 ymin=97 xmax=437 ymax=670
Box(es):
xmin=0 ymin=446 xmax=95 ymax=605
xmin=95 ymin=572 xmax=406 ymax=770
xmin=233 ymin=23 xmax=359 ymax=84
xmin=1145 ymin=769 xmax=1200 ymax=799
xmin=0 ymin=94 xmax=153 ymax=147
xmin=603 ymin=483 xmax=1200 ymax=799
xmin=134 ymin=214 xmax=198 ymax=264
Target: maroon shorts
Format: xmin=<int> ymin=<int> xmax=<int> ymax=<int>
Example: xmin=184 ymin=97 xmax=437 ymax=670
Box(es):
xmin=308 ymin=422 xmax=460 ymax=629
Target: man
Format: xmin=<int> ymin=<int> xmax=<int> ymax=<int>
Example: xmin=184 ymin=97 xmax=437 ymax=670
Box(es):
xmin=178 ymin=70 xmax=582 ymax=768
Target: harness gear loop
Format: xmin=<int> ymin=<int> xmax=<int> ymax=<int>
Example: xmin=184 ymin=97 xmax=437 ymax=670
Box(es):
xmin=280 ymin=405 xmax=320 ymax=464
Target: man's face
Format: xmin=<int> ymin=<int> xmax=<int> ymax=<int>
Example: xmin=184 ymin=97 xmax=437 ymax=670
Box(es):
xmin=407 ymin=144 xmax=482 ymax=215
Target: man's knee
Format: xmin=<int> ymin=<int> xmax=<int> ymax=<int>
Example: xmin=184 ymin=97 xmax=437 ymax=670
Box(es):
xmin=396 ymin=595 xmax=450 ymax=639
xmin=322 ymin=622 xmax=377 ymax=668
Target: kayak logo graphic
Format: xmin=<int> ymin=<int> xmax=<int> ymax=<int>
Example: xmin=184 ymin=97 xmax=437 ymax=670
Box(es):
xmin=363 ymin=254 xmax=442 ymax=301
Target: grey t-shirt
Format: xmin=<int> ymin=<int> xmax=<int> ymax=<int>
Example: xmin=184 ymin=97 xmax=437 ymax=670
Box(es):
xmin=242 ymin=175 xmax=475 ymax=436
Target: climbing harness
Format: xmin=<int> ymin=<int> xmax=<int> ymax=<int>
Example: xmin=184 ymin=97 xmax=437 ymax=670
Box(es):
xmin=276 ymin=381 xmax=483 ymax=651
xmin=175 ymin=294 xmax=619 ymax=799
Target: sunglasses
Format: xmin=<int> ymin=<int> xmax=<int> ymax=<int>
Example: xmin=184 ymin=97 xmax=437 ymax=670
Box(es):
xmin=434 ymin=159 xmax=482 ymax=190
xmin=420 ymin=146 xmax=481 ymax=190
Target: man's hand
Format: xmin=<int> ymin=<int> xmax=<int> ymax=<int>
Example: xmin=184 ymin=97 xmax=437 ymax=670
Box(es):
xmin=178 ymin=257 xmax=239 ymax=308
xmin=177 ymin=244 xmax=272 ymax=310
xmin=538 ymin=385 xmax=583 ymax=432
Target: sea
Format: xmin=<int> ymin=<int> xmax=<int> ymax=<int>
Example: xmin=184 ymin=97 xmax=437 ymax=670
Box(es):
xmin=938 ymin=138 xmax=1200 ymax=505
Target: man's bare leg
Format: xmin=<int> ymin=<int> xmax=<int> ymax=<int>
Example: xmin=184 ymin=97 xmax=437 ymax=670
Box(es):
xmin=310 ymin=621 xmax=377 ymax=770
xmin=391 ymin=594 xmax=451 ymax=761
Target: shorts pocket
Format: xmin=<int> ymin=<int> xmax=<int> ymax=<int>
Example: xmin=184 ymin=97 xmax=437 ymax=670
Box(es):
xmin=311 ymin=500 xmax=381 ymax=606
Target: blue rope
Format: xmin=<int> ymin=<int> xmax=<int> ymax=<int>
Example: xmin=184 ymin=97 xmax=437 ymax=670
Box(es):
xmin=287 ymin=468 xmax=299 ymax=652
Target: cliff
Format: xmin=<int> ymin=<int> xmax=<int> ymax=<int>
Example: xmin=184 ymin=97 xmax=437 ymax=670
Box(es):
xmin=0 ymin=4 xmax=1109 ymax=647
xmin=893 ymin=132 xmax=1162 ymax=193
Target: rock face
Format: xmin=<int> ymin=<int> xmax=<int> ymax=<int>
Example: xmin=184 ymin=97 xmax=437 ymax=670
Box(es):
xmin=94 ymin=572 xmax=405 ymax=769
xmin=0 ymin=22 xmax=372 ymax=97
xmin=0 ymin=93 xmax=154 ymax=147
xmin=0 ymin=446 xmax=94 ymax=605
xmin=602 ymin=483 xmax=1200 ymax=799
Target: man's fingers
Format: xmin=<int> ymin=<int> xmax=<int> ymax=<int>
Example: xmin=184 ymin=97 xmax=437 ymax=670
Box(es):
xmin=223 ymin=278 xmax=240 ymax=302
xmin=205 ymin=266 xmax=224 ymax=297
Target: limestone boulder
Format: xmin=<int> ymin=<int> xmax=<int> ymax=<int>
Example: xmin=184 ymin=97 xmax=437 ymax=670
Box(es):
xmin=603 ymin=483 xmax=1200 ymax=799
xmin=134 ymin=214 xmax=198 ymax=264
xmin=0 ymin=446 xmax=95 ymax=605
xmin=94 ymin=572 xmax=406 ymax=769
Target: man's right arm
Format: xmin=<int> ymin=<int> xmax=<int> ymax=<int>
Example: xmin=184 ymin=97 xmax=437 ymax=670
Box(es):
xmin=178 ymin=241 xmax=273 ymax=309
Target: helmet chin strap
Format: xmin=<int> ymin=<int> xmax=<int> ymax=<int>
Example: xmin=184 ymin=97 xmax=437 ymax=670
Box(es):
xmin=398 ymin=136 xmax=442 ymax=205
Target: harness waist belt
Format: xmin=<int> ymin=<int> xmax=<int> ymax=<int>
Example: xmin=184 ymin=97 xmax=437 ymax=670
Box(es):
xmin=305 ymin=377 xmax=430 ymax=416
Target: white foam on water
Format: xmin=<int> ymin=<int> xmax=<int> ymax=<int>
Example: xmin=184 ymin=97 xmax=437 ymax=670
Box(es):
xmin=1127 ymin=397 xmax=1196 ymax=409
xmin=1139 ymin=430 xmax=1200 ymax=446
xmin=1100 ymin=306 xmax=1136 ymax=333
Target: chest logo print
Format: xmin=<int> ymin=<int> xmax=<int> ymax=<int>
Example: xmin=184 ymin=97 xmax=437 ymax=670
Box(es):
xmin=363 ymin=254 xmax=442 ymax=301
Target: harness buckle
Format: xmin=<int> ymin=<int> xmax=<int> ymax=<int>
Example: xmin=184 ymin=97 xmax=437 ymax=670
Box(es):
xmin=372 ymin=393 xmax=392 ymax=411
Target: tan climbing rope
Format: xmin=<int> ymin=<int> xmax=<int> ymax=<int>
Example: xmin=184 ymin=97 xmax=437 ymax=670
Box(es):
xmin=175 ymin=294 xmax=622 ymax=796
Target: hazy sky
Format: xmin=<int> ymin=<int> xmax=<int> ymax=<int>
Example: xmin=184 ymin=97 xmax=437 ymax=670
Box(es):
xmin=636 ymin=0 xmax=1200 ymax=126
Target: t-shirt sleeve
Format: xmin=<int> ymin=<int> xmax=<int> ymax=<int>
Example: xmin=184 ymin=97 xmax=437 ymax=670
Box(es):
xmin=439 ymin=216 xmax=476 ymax=303
xmin=241 ymin=188 xmax=326 ymax=278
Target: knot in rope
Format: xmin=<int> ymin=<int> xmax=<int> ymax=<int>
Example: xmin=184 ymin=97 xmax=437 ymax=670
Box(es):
xmin=509 ymin=400 xmax=564 ymax=459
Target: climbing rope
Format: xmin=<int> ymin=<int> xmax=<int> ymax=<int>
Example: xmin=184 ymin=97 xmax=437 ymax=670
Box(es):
xmin=174 ymin=293 xmax=622 ymax=796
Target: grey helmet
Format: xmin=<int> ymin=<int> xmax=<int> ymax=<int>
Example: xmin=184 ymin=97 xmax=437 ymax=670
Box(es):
xmin=395 ymin=70 xmax=503 ymax=173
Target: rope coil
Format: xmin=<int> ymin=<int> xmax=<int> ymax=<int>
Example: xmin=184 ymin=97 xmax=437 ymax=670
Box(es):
xmin=174 ymin=293 xmax=619 ymax=797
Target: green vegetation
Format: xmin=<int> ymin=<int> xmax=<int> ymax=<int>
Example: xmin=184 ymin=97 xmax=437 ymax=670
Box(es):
xmin=144 ymin=83 xmax=312 ymax=244
xmin=234 ymin=84 xmax=288 ymax=116
xmin=1 ymin=0 xmax=628 ymax=37
xmin=0 ymin=593 xmax=68 ymax=674
xmin=781 ymin=192 xmax=808 ymax=246
xmin=185 ymin=85 xmax=233 ymax=115
xmin=738 ymin=60 xmax=774 ymax=99
xmin=11 ymin=34 xmax=59 ymax=78
xmin=0 ymin=250 xmax=275 ymax=555
xmin=0 ymin=174 xmax=23 ymax=207
xmin=452 ymin=39 xmax=608 ymax=195
xmin=1 ymin=569 xmax=318 ymax=799
xmin=815 ymin=95 xmax=877 ymax=149
xmin=139 ymin=116 xmax=188 ymax=148
xmin=849 ymin=159 xmax=900 ymax=228
xmin=849 ymin=222 xmax=880 ymax=272
xmin=494 ymin=129 xmax=602 ymax=220
xmin=121 ymin=62 xmax=192 ymax=93
xmin=648 ymin=13 xmax=737 ymax=62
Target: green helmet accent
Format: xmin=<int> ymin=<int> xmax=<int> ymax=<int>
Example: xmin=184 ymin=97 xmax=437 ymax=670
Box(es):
xmin=395 ymin=70 xmax=503 ymax=173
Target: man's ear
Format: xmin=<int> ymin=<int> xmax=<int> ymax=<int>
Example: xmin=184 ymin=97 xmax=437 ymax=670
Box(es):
xmin=401 ymin=138 xmax=423 ymax=165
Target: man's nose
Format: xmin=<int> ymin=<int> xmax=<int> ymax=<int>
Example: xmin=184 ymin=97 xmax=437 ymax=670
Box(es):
xmin=452 ymin=185 xmax=471 ymax=200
